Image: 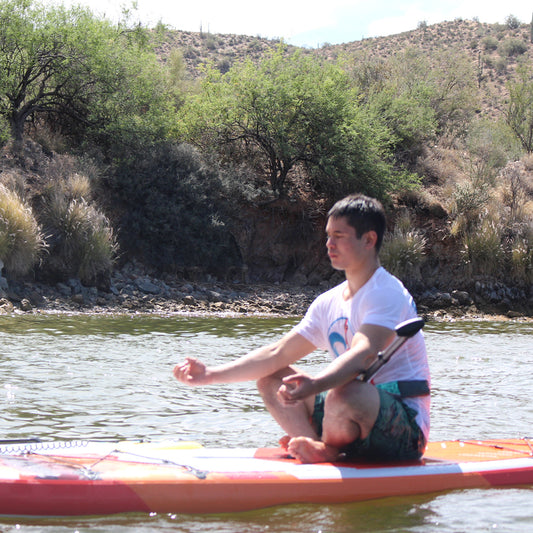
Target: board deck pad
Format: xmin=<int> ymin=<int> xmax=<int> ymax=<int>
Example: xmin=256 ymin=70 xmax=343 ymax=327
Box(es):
xmin=0 ymin=438 xmax=531 ymax=516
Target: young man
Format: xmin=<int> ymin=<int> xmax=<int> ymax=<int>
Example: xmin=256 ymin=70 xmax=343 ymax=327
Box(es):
xmin=174 ymin=194 xmax=430 ymax=463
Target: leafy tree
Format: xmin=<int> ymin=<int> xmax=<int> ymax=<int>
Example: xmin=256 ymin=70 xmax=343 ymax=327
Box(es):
xmin=349 ymin=48 xmax=477 ymax=163
xmin=355 ymin=50 xmax=437 ymax=163
xmin=179 ymin=47 xmax=406 ymax=199
xmin=505 ymin=14 xmax=521 ymax=30
xmin=506 ymin=63 xmax=533 ymax=153
xmin=420 ymin=49 xmax=478 ymax=137
xmin=0 ymin=0 xmax=175 ymax=152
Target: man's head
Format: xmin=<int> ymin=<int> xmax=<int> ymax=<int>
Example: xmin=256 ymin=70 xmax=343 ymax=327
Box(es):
xmin=328 ymin=194 xmax=386 ymax=252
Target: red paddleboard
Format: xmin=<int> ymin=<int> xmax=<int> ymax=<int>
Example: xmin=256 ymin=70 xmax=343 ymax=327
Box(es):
xmin=0 ymin=438 xmax=531 ymax=516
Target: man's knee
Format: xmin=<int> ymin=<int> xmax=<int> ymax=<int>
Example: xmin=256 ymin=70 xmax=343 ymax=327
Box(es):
xmin=257 ymin=367 xmax=297 ymax=396
xmin=324 ymin=382 xmax=380 ymax=422
xmin=256 ymin=373 xmax=276 ymax=396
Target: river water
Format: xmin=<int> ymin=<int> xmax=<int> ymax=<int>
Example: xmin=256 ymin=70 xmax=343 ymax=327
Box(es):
xmin=0 ymin=314 xmax=531 ymax=532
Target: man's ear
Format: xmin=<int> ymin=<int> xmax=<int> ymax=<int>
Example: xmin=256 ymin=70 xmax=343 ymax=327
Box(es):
xmin=364 ymin=230 xmax=378 ymax=249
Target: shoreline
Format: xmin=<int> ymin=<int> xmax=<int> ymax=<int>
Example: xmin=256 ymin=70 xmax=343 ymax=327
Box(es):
xmin=1 ymin=266 xmax=531 ymax=323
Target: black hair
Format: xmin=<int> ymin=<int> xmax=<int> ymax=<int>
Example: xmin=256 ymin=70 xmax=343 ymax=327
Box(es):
xmin=328 ymin=194 xmax=386 ymax=251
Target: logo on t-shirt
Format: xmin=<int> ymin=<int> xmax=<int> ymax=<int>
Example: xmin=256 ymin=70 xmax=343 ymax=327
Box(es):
xmin=327 ymin=316 xmax=354 ymax=358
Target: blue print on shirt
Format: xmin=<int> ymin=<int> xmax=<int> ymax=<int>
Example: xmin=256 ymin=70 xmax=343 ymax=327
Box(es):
xmin=327 ymin=316 xmax=354 ymax=358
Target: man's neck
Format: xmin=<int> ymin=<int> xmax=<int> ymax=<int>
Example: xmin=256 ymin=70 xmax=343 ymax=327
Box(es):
xmin=343 ymin=261 xmax=380 ymax=300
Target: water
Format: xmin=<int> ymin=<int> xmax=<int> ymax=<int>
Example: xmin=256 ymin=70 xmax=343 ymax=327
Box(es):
xmin=0 ymin=314 xmax=531 ymax=532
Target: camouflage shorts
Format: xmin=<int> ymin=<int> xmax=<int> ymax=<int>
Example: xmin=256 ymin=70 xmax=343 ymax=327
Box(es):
xmin=311 ymin=384 xmax=426 ymax=461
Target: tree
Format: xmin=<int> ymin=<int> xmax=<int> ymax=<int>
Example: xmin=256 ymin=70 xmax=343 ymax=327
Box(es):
xmin=349 ymin=48 xmax=477 ymax=164
xmin=179 ymin=47 xmax=406 ymax=199
xmin=355 ymin=50 xmax=437 ymax=163
xmin=506 ymin=63 xmax=533 ymax=153
xmin=0 ymin=0 xmax=175 ymax=151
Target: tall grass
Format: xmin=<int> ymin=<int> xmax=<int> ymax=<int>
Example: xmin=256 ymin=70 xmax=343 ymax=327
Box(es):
xmin=40 ymin=177 xmax=117 ymax=285
xmin=0 ymin=185 xmax=45 ymax=276
xmin=508 ymin=236 xmax=532 ymax=286
xmin=380 ymin=213 xmax=427 ymax=284
xmin=461 ymin=219 xmax=504 ymax=277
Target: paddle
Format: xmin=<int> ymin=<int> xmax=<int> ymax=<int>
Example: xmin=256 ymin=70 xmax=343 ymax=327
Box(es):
xmin=359 ymin=317 xmax=425 ymax=382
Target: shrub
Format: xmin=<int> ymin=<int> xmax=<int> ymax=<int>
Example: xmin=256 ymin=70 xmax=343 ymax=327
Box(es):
xmin=0 ymin=185 xmax=45 ymax=277
xmin=110 ymin=142 xmax=242 ymax=276
xmin=0 ymin=116 xmax=11 ymax=147
xmin=450 ymin=180 xmax=491 ymax=235
xmin=380 ymin=214 xmax=427 ymax=285
xmin=39 ymin=183 xmax=117 ymax=286
xmin=461 ymin=219 xmax=504 ymax=277
xmin=508 ymin=236 xmax=532 ymax=286
xmin=482 ymin=36 xmax=498 ymax=51
xmin=504 ymin=14 xmax=521 ymax=30
xmin=499 ymin=38 xmax=528 ymax=57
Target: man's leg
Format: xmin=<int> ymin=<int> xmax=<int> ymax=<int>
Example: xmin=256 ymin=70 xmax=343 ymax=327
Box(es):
xmin=257 ymin=366 xmax=318 ymax=441
xmin=288 ymin=381 xmax=380 ymax=463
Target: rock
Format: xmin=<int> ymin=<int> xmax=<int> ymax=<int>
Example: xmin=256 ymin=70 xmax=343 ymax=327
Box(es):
xmin=71 ymin=293 xmax=84 ymax=305
xmin=20 ymin=298 xmax=32 ymax=312
xmin=56 ymin=282 xmax=71 ymax=297
xmin=451 ymin=290 xmax=472 ymax=306
xmin=0 ymin=298 xmax=14 ymax=313
xmin=68 ymin=278 xmax=84 ymax=294
xmin=134 ymin=278 xmax=161 ymax=295
xmin=206 ymin=290 xmax=223 ymax=302
xmin=291 ymin=272 xmax=308 ymax=286
xmin=433 ymin=292 xmax=453 ymax=308
xmin=182 ymin=295 xmax=196 ymax=306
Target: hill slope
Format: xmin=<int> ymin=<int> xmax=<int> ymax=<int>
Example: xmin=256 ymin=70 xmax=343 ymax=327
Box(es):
xmin=157 ymin=18 xmax=532 ymax=119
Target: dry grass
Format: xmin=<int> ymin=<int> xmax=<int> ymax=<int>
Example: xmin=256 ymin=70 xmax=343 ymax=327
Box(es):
xmin=0 ymin=185 xmax=45 ymax=276
xmin=380 ymin=212 xmax=427 ymax=285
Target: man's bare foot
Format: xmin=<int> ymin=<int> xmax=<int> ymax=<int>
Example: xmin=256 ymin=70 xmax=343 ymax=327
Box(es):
xmin=287 ymin=436 xmax=339 ymax=463
xmin=279 ymin=435 xmax=291 ymax=450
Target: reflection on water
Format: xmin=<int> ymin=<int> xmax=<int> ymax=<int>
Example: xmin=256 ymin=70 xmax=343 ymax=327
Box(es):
xmin=0 ymin=314 xmax=531 ymax=532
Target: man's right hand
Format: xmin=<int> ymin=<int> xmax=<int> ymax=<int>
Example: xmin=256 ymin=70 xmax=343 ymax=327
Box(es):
xmin=173 ymin=357 xmax=211 ymax=386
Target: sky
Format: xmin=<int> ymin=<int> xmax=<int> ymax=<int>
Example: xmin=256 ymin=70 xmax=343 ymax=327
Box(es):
xmin=51 ymin=0 xmax=532 ymax=48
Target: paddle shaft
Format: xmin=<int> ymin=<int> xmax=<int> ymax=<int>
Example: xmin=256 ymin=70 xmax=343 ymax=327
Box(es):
xmin=360 ymin=317 xmax=425 ymax=382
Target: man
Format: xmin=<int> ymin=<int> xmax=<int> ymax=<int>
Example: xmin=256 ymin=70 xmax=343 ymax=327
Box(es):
xmin=174 ymin=194 xmax=430 ymax=464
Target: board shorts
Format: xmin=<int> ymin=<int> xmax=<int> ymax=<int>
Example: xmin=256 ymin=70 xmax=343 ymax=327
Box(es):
xmin=311 ymin=382 xmax=427 ymax=461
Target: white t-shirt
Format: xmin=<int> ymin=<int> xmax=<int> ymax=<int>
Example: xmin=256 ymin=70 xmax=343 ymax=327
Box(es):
xmin=293 ymin=267 xmax=430 ymax=440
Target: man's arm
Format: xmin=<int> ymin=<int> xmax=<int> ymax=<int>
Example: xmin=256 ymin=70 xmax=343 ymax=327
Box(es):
xmin=174 ymin=330 xmax=316 ymax=386
xmin=280 ymin=323 xmax=395 ymax=400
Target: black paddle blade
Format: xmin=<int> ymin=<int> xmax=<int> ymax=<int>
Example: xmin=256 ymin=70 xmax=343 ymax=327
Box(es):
xmin=395 ymin=317 xmax=425 ymax=338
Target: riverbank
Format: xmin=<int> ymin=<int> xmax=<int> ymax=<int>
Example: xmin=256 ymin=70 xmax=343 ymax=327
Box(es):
xmin=0 ymin=261 xmax=531 ymax=322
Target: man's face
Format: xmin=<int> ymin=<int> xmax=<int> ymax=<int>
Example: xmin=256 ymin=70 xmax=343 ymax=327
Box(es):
xmin=325 ymin=216 xmax=363 ymax=271
xmin=325 ymin=215 xmax=378 ymax=273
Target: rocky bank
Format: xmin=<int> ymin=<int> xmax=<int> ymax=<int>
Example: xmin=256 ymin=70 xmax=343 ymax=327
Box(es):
xmin=0 ymin=260 xmax=530 ymax=322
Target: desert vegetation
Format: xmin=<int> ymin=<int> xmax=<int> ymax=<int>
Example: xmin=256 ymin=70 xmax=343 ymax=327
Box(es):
xmin=0 ymin=0 xmax=531 ymax=312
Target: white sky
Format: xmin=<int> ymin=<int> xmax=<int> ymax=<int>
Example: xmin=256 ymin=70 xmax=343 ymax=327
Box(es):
xmin=50 ymin=0 xmax=532 ymax=47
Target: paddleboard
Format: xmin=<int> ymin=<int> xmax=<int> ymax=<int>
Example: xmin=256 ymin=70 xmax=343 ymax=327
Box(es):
xmin=0 ymin=438 xmax=531 ymax=516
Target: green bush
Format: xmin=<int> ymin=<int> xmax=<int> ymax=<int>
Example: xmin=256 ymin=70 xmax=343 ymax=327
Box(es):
xmin=0 ymin=116 xmax=11 ymax=147
xmin=179 ymin=48 xmax=406 ymax=200
xmin=504 ymin=14 xmax=521 ymax=30
xmin=499 ymin=38 xmax=528 ymax=57
xmin=110 ymin=142 xmax=242 ymax=276
xmin=0 ymin=185 xmax=45 ymax=277
xmin=481 ymin=36 xmax=498 ymax=51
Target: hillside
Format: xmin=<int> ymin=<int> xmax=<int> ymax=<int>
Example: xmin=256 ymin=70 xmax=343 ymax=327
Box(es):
xmin=324 ymin=18 xmax=531 ymax=117
xmin=156 ymin=17 xmax=532 ymax=119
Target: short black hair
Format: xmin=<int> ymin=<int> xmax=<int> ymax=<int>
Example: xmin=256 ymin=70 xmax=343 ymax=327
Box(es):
xmin=328 ymin=194 xmax=386 ymax=251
